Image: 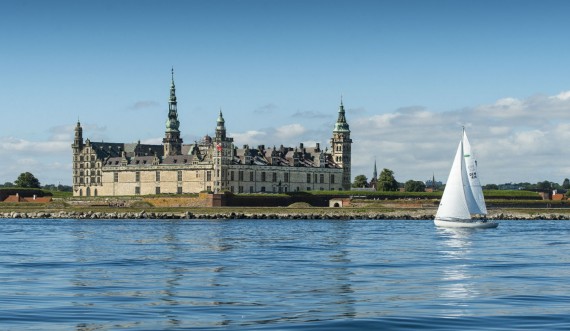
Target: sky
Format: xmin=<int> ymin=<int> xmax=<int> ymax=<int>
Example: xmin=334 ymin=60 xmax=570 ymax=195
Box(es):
xmin=1 ymin=0 xmax=570 ymax=186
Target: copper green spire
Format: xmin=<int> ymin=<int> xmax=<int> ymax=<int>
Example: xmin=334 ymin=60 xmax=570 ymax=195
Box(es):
xmin=334 ymin=97 xmax=350 ymax=133
xmin=163 ymin=68 xmax=183 ymax=155
xmin=166 ymin=67 xmax=180 ymax=132
xmin=216 ymin=109 xmax=226 ymax=140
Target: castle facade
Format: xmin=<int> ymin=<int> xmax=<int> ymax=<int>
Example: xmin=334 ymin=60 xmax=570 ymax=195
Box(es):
xmin=71 ymin=70 xmax=352 ymax=197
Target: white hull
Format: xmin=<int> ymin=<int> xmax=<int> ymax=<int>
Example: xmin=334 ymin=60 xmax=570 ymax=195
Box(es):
xmin=434 ymin=218 xmax=498 ymax=229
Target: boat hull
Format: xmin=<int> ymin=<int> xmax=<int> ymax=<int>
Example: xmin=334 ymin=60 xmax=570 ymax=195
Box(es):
xmin=434 ymin=218 xmax=498 ymax=229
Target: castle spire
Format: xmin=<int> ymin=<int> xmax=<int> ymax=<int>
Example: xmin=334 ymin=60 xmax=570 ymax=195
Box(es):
xmin=330 ymin=97 xmax=352 ymax=190
xmin=166 ymin=68 xmax=180 ymax=132
xmin=163 ymin=68 xmax=183 ymax=156
xmin=73 ymin=120 xmax=83 ymax=150
xmin=216 ymin=109 xmax=226 ymax=140
xmin=334 ymin=97 xmax=350 ymax=133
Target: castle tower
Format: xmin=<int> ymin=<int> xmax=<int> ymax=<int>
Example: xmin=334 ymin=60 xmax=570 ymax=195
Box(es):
xmin=163 ymin=68 xmax=183 ymax=156
xmin=72 ymin=121 xmax=84 ymax=189
xmin=330 ymin=98 xmax=352 ymax=190
xmin=73 ymin=121 xmax=83 ymax=151
xmin=213 ymin=110 xmax=233 ymax=192
xmin=215 ymin=109 xmax=226 ymax=140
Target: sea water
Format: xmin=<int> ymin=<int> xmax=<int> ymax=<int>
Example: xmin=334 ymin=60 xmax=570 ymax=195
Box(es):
xmin=1 ymin=218 xmax=569 ymax=330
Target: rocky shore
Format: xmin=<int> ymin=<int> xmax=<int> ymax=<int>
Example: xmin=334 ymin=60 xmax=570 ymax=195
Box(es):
xmin=2 ymin=210 xmax=569 ymax=220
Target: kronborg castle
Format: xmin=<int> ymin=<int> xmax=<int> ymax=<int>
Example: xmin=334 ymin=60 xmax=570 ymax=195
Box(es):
xmin=72 ymin=70 xmax=352 ymax=197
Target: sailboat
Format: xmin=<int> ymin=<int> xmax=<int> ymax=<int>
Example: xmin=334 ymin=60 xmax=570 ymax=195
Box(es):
xmin=434 ymin=129 xmax=498 ymax=229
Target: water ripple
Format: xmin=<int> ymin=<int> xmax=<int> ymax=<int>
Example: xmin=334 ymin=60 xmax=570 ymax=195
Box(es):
xmin=1 ymin=219 xmax=570 ymax=330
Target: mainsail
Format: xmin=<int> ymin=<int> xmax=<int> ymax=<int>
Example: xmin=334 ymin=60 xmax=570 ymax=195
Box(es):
xmin=436 ymin=130 xmax=486 ymax=220
xmin=436 ymin=139 xmax=471 ymax=220
xmin=463 ymin=131 xmax=487 ymax=215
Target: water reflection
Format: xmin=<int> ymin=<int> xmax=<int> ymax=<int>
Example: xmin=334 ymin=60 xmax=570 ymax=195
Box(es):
xmin=436 ymin=228 xmax=479 ymax=316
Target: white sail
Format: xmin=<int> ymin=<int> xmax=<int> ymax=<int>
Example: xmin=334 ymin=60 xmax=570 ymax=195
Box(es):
xmin=463 ymin=131 xmax=487 ymax=215
xmin=435 ymin=129 xmax=497 ymax=229
xmin=436 ymin=139 xmax=471 ymax=220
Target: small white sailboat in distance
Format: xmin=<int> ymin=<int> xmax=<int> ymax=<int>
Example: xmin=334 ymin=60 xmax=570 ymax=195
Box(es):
xmin=434 ymin=129 xmax=498 ymax=229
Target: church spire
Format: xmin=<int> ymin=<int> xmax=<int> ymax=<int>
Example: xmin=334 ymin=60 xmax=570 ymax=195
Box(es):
xmin=373 ymin=159 xmax=378 ymax=180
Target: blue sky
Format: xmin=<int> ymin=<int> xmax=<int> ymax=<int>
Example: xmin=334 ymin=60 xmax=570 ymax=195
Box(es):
xmin=1 ymin=0 xmax=570 ymax=186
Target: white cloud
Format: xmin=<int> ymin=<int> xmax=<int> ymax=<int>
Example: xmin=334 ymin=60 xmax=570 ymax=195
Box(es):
xmin=275 ymin=124 xmax=306 ymax=141
xmin=2 ymin=91 xmax=570 ymax=186
xmin=552 ymin=90 xmax=570 ymax=101
xmin=230 ymin=130 xmax=267 ymax=147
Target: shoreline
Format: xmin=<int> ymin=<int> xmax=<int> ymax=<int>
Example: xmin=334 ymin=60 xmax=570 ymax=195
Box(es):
xmin=2 ymin=209 xmax=569 ymax=220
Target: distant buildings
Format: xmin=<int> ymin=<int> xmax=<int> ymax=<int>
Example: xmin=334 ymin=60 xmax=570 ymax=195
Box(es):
xmin=72 ymin=70 xmax=352 ymax=196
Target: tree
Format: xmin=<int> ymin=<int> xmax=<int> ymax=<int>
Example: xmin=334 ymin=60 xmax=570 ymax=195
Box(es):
xmin=352 ymin=175 xmax=368 ymax=188
xmin=483 ymin=184 xmax=499 ymax=190
xmin=536 ymin=180 xmax=553 ymax=191
xmin=14 ymin=172 xmax=41 ymax=188
xmin=563 ymin=178 xmax=570 ymax=189
xmin=377 ymin=168 xmax=398 ymax=191
xmin=404 ymin=180 xmax=426 ymax=192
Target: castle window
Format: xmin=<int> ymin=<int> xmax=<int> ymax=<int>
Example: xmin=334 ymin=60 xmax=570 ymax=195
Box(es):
xmin=155 ymin=187 xmax=160 ymax=194
xmin=261 ymin=172 xmax=266 ymax=181
xmin=320 ymin=174 xmax=324 ymax=183
xmin=155 ymin=171 xmax=160 ymax=181
xmin=306 ymin=174 xmax=311 ymax=183
xmin=177 ymin=171 xmax=182 ymax=181
xmin=272 ymin=172 xmax=277 ymax=182
xmin=239 ymin=186 xmax=243 ymax=193
xmin=307 ymin=187 xmax=311 ymax=191
xmin=114 ymin=172 xmax=118 ymax=182
xmin=249 ymin=186 xmax=254 ymax=193
xmin=284 ymin=173 xmax=289 ymax=183
xmin=238 ymin=171 xmax=244 ymax=181
xmin=135 ymin=187 xmax=140 ymax=195
xmin=136 ymin=172 xmax=140 ymax=182
xmin=261 ymin=186 xmax=266 ymax=192
xmin=206 ymin=171 xmax=212 ymax=181
xmin=230 ymin=171 xmax=234 ymax=181
xmin=250 ymin=171 xmax=254 ymax=181
xmin=314 ymin=174 xmax=318 ymax=183
xmin=330 ymin=174 xmax=335 ymax=184
xmin=177 ymin=187 xmax=182 ymax=194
